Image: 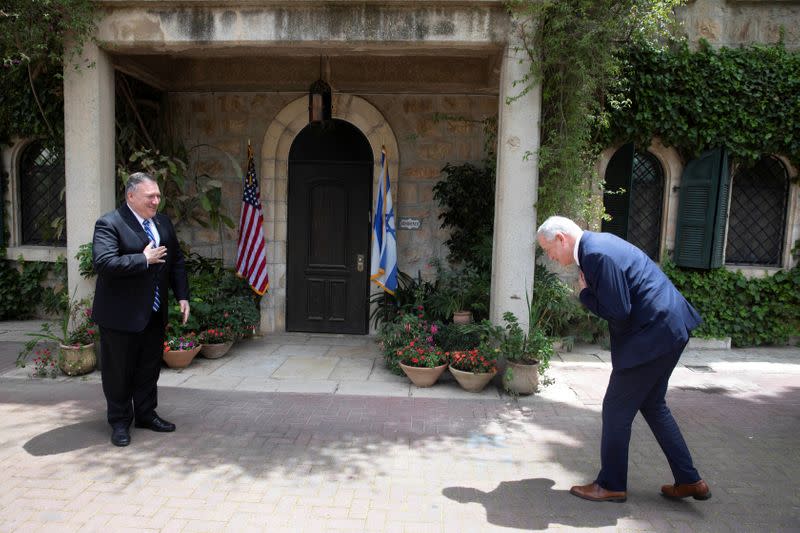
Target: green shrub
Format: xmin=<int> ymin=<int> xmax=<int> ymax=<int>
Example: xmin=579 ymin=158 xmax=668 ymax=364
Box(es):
xmin=167 ymin=250 xmax=261 ymax=338
xmin=0 ymin=255 xmax=65 ymax=320
xmin=663 ymin=260 xmax=800 ymax=347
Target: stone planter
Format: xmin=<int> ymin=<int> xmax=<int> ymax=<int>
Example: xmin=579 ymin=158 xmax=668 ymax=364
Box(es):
xmin=399 ymin=362 xmax=448 ymax=387
xmin=58 ymin=343 xmax=96 ymax=376
xmin=163 ymin=346 xmax=201 ymax=369
xmin=200 ymin=341 xmax=233 ymax=359
xmin=452 ymin=311 xmax=473 ymax=325
xmin=502 ymin=361 xmax=540 ymax=395
xmin=449 ymin=365 xmax=497 ymax=393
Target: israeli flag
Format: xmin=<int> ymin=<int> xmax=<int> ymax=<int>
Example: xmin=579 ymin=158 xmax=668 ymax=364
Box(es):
xmin=370 ymin=148 xmax=398 ymax=294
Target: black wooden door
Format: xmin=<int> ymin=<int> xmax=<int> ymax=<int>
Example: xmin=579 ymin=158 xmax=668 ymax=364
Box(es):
xmin=287 ymin=161 xmax=372 ymax=333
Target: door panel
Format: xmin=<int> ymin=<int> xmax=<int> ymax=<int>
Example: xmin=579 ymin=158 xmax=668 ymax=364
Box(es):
xmin=287 ymin=161 xmax=371 ymax=333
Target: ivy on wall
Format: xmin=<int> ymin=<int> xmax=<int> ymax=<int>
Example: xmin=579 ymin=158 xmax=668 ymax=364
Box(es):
xmin=602 ymin=40 xmax=800 ymax=169
xmin=506 ymin=0 xmax=685 ymax=224
xmin=663 ymin=260 xmax=800 ymax=347
xmin=0 ymin=0 xmax=96 ymax=143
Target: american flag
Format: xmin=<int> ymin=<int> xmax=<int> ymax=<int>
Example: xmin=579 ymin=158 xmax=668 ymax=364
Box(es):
xmin=236 ymin=143 xmax=269 ymax=295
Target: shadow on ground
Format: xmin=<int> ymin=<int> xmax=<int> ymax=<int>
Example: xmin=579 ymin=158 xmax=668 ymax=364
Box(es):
xmin=23 ymin=419 xmax=108 ymax=456
xmin=3 ymin=376 xmax=798 ymax=530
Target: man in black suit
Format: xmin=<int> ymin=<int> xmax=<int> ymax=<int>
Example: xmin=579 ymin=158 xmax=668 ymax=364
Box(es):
xmin=92 ymin=172 xmax=190 ymax=446
xmin=537 ymin=216 xmax=710 ymax=502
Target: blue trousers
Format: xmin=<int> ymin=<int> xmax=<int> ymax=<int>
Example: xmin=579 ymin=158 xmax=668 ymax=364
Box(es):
xmin=595 ymin=346 xmax=701 ymax=491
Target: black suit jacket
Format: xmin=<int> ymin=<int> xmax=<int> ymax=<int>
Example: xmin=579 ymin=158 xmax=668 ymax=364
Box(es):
xmin=92 ymin=205 xmax=189 ymax=332
xmin=578 ymin=231 xmax=702 ymax=369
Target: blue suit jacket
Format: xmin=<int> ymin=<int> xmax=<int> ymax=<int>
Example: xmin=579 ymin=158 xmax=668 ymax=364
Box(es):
xmin=578 ymin=232 xmax=701 ymax=369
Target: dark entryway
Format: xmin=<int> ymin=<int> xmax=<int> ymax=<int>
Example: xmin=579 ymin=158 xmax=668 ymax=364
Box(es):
xmin=286 ymin=120 xmax=373 ymax=334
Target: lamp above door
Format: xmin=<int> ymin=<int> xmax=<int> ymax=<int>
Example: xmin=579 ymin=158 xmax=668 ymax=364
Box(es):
xmin=308 ymin=57 xmax=332 ymax=123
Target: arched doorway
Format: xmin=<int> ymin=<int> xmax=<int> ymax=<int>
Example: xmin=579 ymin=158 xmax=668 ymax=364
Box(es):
xmin=286 ymin=119 xmax=373 ymax=333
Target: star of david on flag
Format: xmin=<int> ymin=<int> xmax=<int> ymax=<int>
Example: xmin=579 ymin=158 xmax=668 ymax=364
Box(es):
xmin=370 ymin=147 xmax=398 ymax=294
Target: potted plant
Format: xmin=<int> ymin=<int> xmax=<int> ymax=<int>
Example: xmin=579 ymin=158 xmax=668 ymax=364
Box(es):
xmin=427 ymin=263 xmax=489 ymax=324
xmin=377 ymin=308 xmax=441 ymax=375
xmin=17 ymin=294 xmax=98 ymax=376
xmin=499 ymin=311 xmax=553 ymax=395
xmin=448 ymin=345 xmax=498 ymax=393
xmin=198 ymin=327 xmax=235 ymax=359
xmin=163 ymin=333 xmax=201 ymax=368
xmin=395 ymin=337 xmax=449 ymax=387
xmin=30 ymin=348 xmax=59 ymax=379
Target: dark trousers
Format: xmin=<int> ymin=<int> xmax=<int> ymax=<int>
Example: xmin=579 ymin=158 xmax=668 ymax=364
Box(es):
xmin=596 ymin=345 xmax=700 ymax=491
xmin=99 ymin=313 xmax=165 ymax=427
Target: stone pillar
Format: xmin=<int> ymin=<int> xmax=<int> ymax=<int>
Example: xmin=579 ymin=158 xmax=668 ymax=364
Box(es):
xmin=64 ymin=41 xmax=116 ymax=301
xmin=489 ymin=35 xmax=541 ymax=331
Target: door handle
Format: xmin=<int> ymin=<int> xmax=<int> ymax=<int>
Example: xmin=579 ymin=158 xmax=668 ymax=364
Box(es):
xmin=356 ymin=254 xmax=365 ymax=272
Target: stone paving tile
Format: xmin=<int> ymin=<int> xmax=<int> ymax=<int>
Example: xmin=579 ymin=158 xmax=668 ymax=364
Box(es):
xmin=0 ymin=339 xmax=798 ymax=532
xmin=179 ymin=375 xmax=246 ymax=391
xmin=273 ymin=356 xmax=339 ymax=379
xmin=336 ymin=381 xmax=410 ymax=397
xmin=329 ymin=357 xmax=376 ymax=381
xmin=273 ymin=344 xmax=333 ymax=357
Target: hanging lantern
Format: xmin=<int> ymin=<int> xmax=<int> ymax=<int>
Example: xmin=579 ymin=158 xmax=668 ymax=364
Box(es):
xmin=308 ymin=78 xmax=332 ymax=123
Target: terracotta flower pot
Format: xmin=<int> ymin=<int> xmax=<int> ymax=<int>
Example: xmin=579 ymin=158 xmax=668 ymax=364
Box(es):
xmin=399 ymin=362 xmax=448 ymax=387
xmin=452 ymin=311 xmax=473 ymax=324
xmin=58 ymin=343 xmax=97 ymax=376
xmin=449 ymin=365 xmax=497 ymax=393
xmin=200 ymin=341 xmax=233 ymax=359
xmin=502 ymin=360 xmax=540 ymax=395
xmin=163 ymin=346 xmax=201 ymax=368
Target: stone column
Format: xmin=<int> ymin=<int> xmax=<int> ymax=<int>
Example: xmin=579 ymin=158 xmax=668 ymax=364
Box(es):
xmin=64 ymin=41 xmax=116 ymax=301
xmin=489 ymin=34 xmax=541 ymax=331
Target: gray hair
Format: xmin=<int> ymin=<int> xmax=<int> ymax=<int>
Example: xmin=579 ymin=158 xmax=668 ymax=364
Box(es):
xmin=537 ymin=216 xmax=583 ymax=241
xmin=125 ymin=172 xmax=157 ymax=195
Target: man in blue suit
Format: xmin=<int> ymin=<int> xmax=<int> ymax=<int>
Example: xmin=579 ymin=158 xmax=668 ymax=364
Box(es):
xmin=537 ymin=216 xmax=710 ymax=502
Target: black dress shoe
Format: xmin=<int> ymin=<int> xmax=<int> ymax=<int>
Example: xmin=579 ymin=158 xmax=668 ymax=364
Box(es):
xmin=134 ymin=412 xmax=176 ymax=432
xmin=111 ymin=425 xmax=131 ymax=447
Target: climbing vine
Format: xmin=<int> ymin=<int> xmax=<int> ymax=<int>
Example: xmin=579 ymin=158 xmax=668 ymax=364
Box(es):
xmin=505 ymin=0 xmax=685 ymax=224
xmin=0 ymin=0 xmax=97 ymax=143
xmin=602 ymin=39 xmax=800 ymax=169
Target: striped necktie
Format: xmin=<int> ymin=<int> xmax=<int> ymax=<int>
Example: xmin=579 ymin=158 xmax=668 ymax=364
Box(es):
xmin=142 ymin=219 xmax=161 ymax=312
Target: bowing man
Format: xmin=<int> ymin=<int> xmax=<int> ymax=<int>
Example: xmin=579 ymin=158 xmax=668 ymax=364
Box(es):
xmin=537 ymin=215 xmax=711 ymax=502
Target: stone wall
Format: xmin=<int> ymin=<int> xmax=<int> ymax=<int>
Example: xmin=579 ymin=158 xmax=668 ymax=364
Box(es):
xmin=678 ymin=0 xmax=800 ymax=49
xmin=167 ymin=91 xmax=497 ymax=279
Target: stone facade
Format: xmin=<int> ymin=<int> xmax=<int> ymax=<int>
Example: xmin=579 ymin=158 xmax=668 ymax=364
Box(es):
xmin=171 ymin=91 xmax=495 ymax=276
xmin=678 ymin=0 xmax=800 ymax=49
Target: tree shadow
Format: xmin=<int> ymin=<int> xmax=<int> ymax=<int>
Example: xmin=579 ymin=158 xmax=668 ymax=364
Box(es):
xmin=1 ymin=365 xmax=798 ymax=529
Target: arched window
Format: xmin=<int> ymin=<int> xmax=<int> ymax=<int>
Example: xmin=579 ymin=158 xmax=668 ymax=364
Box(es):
xmin=628 ymin=151 xmax=664 ymax=260
xmin=18 ymin=141 xmax=66 ymax=245
xmin=602 ymin=143 xmax=664 ymax=260
xmin=725 ymin=156 xmax=789 ymax=266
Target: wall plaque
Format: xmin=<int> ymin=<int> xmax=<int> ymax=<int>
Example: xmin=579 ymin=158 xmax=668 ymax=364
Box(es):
xmin=398 ymin=217 xmax=421 ymax=230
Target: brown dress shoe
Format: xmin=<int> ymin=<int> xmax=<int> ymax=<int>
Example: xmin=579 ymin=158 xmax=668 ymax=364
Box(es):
xmin=570 ymin=482 xmax=627 ymax=502
xmin=661 ymin=480 xmax=711 ymax=500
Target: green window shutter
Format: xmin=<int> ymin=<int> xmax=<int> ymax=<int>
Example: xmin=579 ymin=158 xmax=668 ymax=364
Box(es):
xmin=601 ymin=143 xmax=634 ymax=240
xmin=0 ymin=160 xmax=4 ymax=248
xmin=709 ymin=151 xmax=731 ymax=268
xmin=674 ymin=148 xmax=729 ymax=269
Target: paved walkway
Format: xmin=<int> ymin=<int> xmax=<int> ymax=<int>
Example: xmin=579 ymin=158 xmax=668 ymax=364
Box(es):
xmin=0 ymin=321 xmax=798 ymax=532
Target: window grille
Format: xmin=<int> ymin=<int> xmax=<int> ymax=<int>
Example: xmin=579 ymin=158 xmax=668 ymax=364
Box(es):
xmin=19 ymin=141 xmax=66 ymax=245
xmin=628 ymin=151 xmax=664 ymax=260
xmin=725 ymin=156 xmax=789 ymax=266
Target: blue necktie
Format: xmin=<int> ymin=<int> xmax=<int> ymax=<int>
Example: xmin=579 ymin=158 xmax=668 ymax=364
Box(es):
xmin=142 ymin=219 xmax=161 ymax=312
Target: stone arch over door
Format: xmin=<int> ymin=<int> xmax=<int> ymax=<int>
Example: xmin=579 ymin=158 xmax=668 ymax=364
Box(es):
xmin=259 ymin=95 xmax=400 ymax=333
